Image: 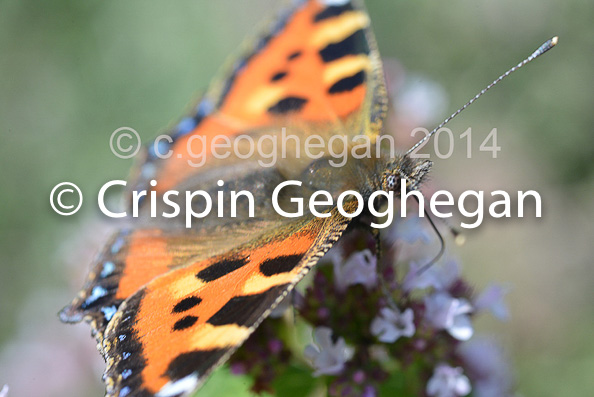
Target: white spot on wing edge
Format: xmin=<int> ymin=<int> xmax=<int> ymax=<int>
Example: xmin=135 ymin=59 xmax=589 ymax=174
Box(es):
xmin=155 ymin=373 xmax=199 ymax=397
xmin=121 ymin=369 xmax=132 ymax=379
xmin=84 ymin=286 xmax=108 ymax=306
xmin=100 ymin=261 xmax=116 ymax=278
xmin=101 ymin=305 xmax=117 ymax=321
xmin=110 ymin=237 xmax=125 ymax=254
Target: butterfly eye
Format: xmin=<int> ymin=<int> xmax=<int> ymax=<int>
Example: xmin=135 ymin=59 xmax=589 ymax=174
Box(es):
xmin=381 ymin=173 xmax=401 ymax=192
xmin=386 ymin=175 xmax=397 ymax=190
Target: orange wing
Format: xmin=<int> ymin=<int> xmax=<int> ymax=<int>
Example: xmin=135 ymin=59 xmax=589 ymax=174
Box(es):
xmin=59 ymin=220 xmax=283 ymax=342
xmin=101 ymin=209 xmax=351 ymax=396
xmin=130 ymin=0 xmax=387 ymax=195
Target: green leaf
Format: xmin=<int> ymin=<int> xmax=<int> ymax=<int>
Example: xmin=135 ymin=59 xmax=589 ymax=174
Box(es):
xmin=271 ymin=364 xmax=317 ymax=397
xmin=193 ymin=365 xmax=261 ymax=397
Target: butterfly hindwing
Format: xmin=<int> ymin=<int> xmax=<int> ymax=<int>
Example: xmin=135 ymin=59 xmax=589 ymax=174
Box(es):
xmin=59 ymin=228 xmax=174 ymax=343
xmin=101 ymin=206 xmax=353 ymax=397
xmin=59 ymin=221 xmax=284 ymax=342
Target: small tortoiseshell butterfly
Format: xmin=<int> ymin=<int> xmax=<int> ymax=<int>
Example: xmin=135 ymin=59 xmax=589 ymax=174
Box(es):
xmin=60 ymin=0 xmax=556 ymax=396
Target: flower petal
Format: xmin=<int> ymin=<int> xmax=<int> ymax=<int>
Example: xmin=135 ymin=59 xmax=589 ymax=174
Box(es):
xmin=474 ymin=284 xmax=510 ymax=321
xmin=304 ymin=327 xmax=351 ymax=377
xmin=333 ymin=249 xmax=378 ymax=292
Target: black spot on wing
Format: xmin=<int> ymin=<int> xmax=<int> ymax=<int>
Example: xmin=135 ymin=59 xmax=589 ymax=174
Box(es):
xmin=166 ymin=349 xmax=227 ymax=381
xmin=196 ymin=257 xmax=248 ymax=282
xmin=216 ymin=4 xmax=296 ymax=109
xmin=271 ymin=71 xmax=288 ymax=82
xmin=217 ymin=33 xmax=271 ymax=108
xmin=259 ymin=254 xmax=303 ymax=277
xmin=267 ymin=96 xmax=308 ymax=114
xmin=207 ymin=284 xmax=289 ymax=327
xmin=287 ymin=50 xmax=302 ymax=60
xmin=173 ymin=316 xmax=199 ymax=331
xmin=319 ymin=29 xmax=369 ymax=63
xmin=173 ymin=296 xmax=202 ymax=313
xmin=328 ymin=70 xmax=366 ymax=93
xmin=313 ymin=4 xmax=354 ymax=22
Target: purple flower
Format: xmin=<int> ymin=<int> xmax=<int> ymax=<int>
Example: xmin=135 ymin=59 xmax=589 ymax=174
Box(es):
xmin=332 ymin=249 xmax=378 ymax=292
xmin=424 ymin=292 xmax=473 ymax=341
xmin=403 ymin=259 xmax=460 ymax=293
xmin=229 ymin=363 xmax=247 ymax=375
xmin=268 ymin=339 xmax=283 ymax=354
xmin=370 ymin=307 xmax=415 ymax=343
xmin=426 ymin=364 xmax=471 ymax=397
xmin=352 ymin=370 xmax=365 ymax=384
xmin=402 ymin=261 xmax=442 ymax=292
xmin=304 ymin=327 xmax=353 ymax=376
xmin=474 ymin=284 xmax=510 ymax=321
xmin=458 ymin=338 xmax=513 ymax=397
xmin=385 ymin=214 xmax=433 ymax=246
xmin=361 ymin=385 xmax=377 ymax=397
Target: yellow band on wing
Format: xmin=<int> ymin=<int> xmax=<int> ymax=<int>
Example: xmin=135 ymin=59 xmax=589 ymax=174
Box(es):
xmin=311 ymin=11 xmax=370 ymax=48
xmin=323 ymin=54 xmax=371 ymax=85
xmin=189 ymin=323 xmax=251 ymax=349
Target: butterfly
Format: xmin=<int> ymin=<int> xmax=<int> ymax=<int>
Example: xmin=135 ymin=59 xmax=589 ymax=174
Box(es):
xmin=60 ymin=0 xmax=463 ymax=396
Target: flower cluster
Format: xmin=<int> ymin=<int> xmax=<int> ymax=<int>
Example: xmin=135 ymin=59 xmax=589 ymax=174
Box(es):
xmin=227 ymin=214 xmax=512 ymax=396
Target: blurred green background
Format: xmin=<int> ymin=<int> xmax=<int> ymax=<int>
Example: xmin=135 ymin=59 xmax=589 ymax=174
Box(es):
xmin=0 ymin=0 xmax=592 ymax=396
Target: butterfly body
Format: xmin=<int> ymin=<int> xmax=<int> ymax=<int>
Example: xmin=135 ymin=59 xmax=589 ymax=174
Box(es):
xmin=60 ymin=1 xmax=433 ymax=396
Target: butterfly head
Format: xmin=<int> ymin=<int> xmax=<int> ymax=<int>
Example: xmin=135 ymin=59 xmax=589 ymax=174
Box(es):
xmin=381 ymin=156 xmax=432 ymax=194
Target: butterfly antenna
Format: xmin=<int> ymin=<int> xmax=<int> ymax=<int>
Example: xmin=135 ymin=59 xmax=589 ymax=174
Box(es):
xmin=406 ymin=36 xmax=558 ymax=156
xmin=409 ymin=196 xmax=447 ymax=276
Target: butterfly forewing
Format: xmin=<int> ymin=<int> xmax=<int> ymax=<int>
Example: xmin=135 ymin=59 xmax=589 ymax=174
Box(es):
xmin=131 ymin=0 xmax=387 ymax=197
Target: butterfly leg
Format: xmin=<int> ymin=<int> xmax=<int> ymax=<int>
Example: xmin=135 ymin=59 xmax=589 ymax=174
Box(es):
xmin=366 ymin=225 xmax=401 ymax=311
xmin=371 ymin=226 xmax=382 ymax=260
